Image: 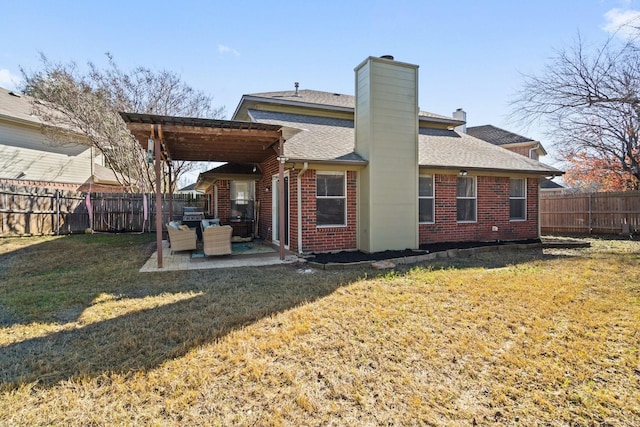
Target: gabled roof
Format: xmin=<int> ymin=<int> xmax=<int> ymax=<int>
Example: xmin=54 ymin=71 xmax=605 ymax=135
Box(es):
xmin=248 ymin=109 xmax=562 ymax=176
xmin=467 ymin=125 xmax=547 ymax=156
xmin=243 ymin=89 xmax=355 ymax=110
xmin=540 ymin=178 xmax=565 ymax=189
xmin=0 ymin=86 xmax=88 ymax=141
xmin=178 ymin=183 xmax=198 ymax=192
xmin=418 ymin=128 xmax=561 ymax=175
xmin=467 ymin=125 xmax=534 ymax=146
xmin=235 ymin=89 xmax=463 ymax=127
xmin=248 ymin=109 xmax=366 ymax=164
xmin=196 ymin=162 xmax=265 ymax=189
xmin=0 ymin=86 xmax=47 ymax=126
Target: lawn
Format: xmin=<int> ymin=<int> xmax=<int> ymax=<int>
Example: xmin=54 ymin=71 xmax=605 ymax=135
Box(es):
xmin=0 ymin=234 xmax=639 ymax=426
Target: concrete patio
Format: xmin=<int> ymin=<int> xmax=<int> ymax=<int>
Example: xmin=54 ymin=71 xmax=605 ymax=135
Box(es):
xmin=140 ymin=240 xmax=301 ymax=272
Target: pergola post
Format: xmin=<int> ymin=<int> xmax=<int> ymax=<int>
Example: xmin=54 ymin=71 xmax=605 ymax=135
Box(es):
xmin=154 ymin=126 xmax=163 ymax=268
xmin=278 ymin=133 xmax=285 ymax=261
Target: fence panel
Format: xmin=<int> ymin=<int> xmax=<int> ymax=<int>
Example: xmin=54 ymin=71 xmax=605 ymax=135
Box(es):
xmin=541 ymin=191 xmax=640 ymax=235
xmin=0 ymin=183 xmax=209 ymax=237
xmin=0 ymin=185 xmax=88 ymax=236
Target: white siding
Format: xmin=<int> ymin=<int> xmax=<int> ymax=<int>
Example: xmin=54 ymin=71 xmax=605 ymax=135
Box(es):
xmin=0 ymin=120 xmax=94 ymax=184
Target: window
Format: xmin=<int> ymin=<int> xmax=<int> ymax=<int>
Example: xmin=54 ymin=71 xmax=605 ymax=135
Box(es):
xmin=456 ymin=176 xmax=476 ymax=222
xmin=419 ymin=175 xmax=434 ymax=223
xmin=510 ymin=178 xmax=526 ymax=220
xmin=316 ymin=171 xmax=346 ymax=226
xmin=230 ymin=181 xmax=255 ymax=219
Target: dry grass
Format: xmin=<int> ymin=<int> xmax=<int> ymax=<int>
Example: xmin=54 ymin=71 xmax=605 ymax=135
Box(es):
xmin=1 ymin=234 xmax=639 ymax=426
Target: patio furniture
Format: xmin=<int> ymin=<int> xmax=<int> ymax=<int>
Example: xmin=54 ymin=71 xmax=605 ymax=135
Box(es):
xmin=202 ymin=224 xmax=233 ymax=256
xmin=166 ymin=221 xmax=197 ymax=253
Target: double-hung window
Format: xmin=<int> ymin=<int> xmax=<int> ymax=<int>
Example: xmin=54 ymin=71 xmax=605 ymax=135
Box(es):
xmin=316 ymin=171 xmax=346 ymax=226
xmin=419 ymin=175 xmax=434 ymax=223
xmin=456 ymin=176 xmax=476 ymax=222
xmin=509 ymin=178 xmax=526 ymax=220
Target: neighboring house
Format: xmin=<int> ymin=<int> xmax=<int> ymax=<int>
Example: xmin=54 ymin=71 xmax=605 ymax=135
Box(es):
xmin=466 ymin=124 xmax=565 ymax=192
xmin=467 ymin=124 xmax=547 ymax=160
xmin=0 ymin=86 xmax=124 ymax=192
xmin=197 ymin=56 xmax=563 ymax=254
xmin=176 ymin=182 xmax=204 ymax=197
xmin=540 ymin=178 xmax=566 ymax=194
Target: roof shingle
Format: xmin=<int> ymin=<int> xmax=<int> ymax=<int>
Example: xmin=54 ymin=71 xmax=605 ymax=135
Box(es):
xmin=467 ymin=125 xmax=535 ymax=146
xmin=250 ymin=109 xmax=562 ymax=175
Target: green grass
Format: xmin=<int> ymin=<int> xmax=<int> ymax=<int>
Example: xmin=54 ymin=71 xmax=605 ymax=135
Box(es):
xmin=1 ymin=234 xmax=639 ymax=425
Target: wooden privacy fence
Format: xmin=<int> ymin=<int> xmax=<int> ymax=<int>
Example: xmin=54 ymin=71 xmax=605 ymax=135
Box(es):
xmin=0 ymin=184 xmax=208 ymax=237
xmin=541 ymin=191 xmax=640 ymax=235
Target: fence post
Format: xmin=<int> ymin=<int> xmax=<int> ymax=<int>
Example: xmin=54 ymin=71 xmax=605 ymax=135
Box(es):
xmin=589 ymin=193 xmax=593 ymax=234
xmin=55 ymin=190 xmax=60 ymax=236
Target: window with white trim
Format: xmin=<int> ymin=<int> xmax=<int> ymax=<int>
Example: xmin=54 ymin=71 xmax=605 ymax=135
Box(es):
xmin=456 ymin=176 xmax=476 ymax=222
xmin=509 ymin=178 xmax=526 ymax=220
xmin=419 ymin=174 xmax=434 ymax=223
xmin=316 ymin=171 xmax=346 ymax=226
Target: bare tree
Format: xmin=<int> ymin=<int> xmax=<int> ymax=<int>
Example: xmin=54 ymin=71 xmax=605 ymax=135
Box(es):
xmin=511 ymin=34 xmax=640 ymax=190
xmin=21 ymin=53 xmax=225 ymax=192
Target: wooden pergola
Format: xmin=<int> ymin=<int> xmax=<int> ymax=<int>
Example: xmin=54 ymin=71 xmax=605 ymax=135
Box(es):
xmin=120 ymin=112 xmax=286 ymax=268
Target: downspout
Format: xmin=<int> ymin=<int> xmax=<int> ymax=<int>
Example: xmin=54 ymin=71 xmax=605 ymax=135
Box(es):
xmin=278 ymin=134 xmax=286 ymax=261
xmin=296 ymin=162 xmax=309 ymax=254
xmin=214 ymin=184 xmax=218 ymax=218
xmin=537 ymin=178 xmax=541 ymax=239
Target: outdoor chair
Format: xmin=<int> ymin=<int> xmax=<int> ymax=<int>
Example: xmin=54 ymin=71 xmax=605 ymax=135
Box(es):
xmin=202 ymin=224 xmax=233 ymax=256
xmin=166 ymin=222 xmax=197 ymax=253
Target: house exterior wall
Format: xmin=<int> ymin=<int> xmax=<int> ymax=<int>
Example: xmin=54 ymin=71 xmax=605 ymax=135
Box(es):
xmin=419 ymin=174 xmax=539 ymax=244
xmin=256 ymin=154 xmax=358 ymax=253
xmin=505 ymin=145 xmax=534 ymax=158
xmin=355 ymin=56 xmax=419 ymax=252
xmin=0 ymin=120 xmax=95 ymax=185
xmin=207 ymin=166 xmax=540 ymax=253
xmin=297 ymin=169 xmax=357 ymax=253
xmin=214 ymin=181 xmax=231 ymax=220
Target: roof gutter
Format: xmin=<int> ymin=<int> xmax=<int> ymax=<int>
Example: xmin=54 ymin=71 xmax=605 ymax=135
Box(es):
xmin=286 ymin=158 xmax=368 ymax=168
xmin=419 ymin=165 xmax=564 ymax=177
xmin=234 ymin=95 xmax=355 ymax=119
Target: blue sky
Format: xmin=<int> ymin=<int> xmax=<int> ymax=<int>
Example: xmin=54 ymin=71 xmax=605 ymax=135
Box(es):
xmin=2 ymin=0 xmax=639 ymax=168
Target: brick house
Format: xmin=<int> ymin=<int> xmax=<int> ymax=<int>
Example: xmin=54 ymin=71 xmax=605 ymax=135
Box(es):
xmin=196 ymin=56 xmax=563 ymax=254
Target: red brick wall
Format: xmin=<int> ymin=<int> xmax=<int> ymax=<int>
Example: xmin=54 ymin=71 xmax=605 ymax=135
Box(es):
xmin=505 ymin=146 xmax=532 ymax=157
xmin=207 ymin=165 xmax=540 ymax=252
xmin=256 ymin=156 xmax=358 ymax=253
xmin=297 ymin=169 xmax=357 ymax=253
xmin=419 ymin=174 xmax=539 ymax=244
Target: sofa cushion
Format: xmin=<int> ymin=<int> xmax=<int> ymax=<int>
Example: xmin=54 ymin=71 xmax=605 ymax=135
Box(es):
xmin=178 ymin=224 xmax=190 ymax=231
xmin=167 ymin=221 xmax=181 ymax=230
xmin=201 ymin=219 xmax=220 ymax=229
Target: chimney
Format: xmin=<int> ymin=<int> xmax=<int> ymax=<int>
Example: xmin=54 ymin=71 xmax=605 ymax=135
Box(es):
xmin=294 ymin=82 xmax=299 ymax=96
xmin=355 ymin=56 xmax=419 ymax=253
xmin=453 ymin=108 xmax=467 ymax=133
